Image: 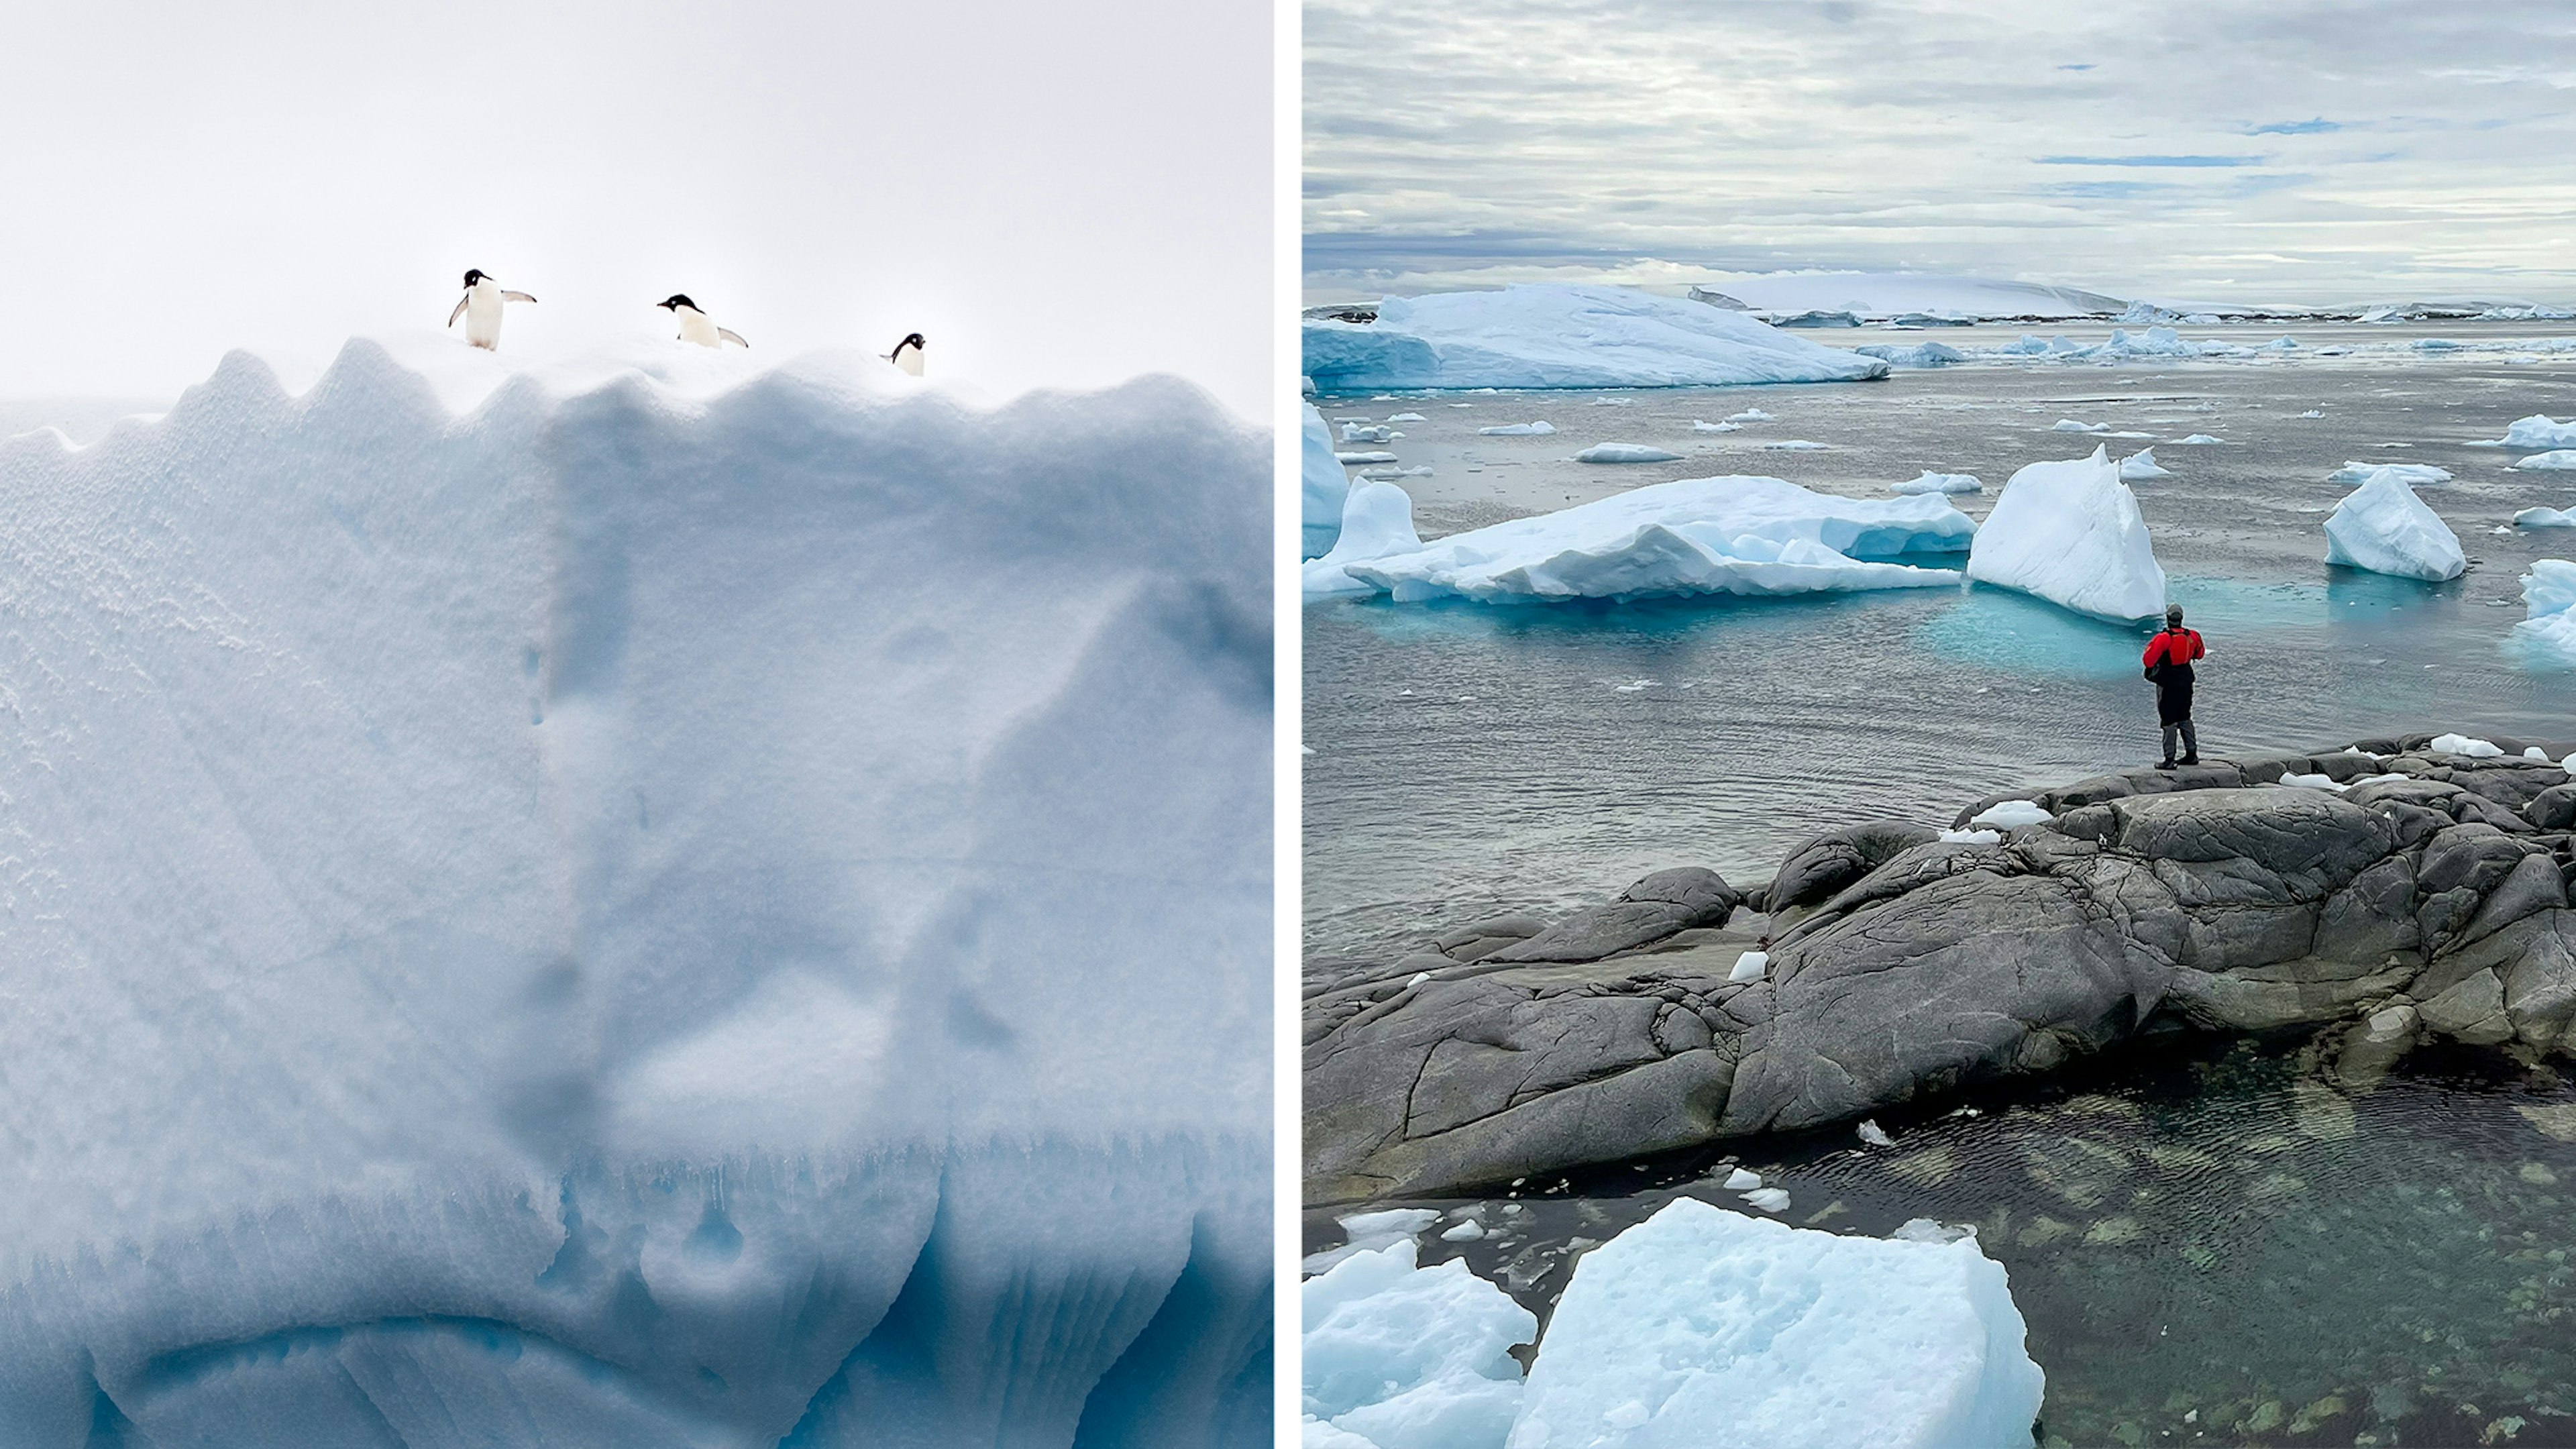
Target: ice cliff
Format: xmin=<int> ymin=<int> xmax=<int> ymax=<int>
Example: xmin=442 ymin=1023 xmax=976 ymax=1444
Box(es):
xmin=0 ymin=334 xmax=1272 ymax=1446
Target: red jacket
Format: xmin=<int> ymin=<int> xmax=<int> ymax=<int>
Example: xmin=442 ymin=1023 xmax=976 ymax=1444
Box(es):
xmin=2143 ymin=628 xmax=2205 ymax=670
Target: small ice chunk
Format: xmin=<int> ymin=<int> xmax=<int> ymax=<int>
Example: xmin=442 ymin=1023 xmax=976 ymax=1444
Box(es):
xmin=1739 ymin=1187 xmax=1792 ymax=1212
xmin=1968 ymin=799 xmax=2048 ymax=830
xmin=1727 ymin=409 xmax=1775 ymax=422
xmin=1442 ymin=1218 xmax=1487 ymax=1242
xmin=1723 ymin=1168 xmax=1762 ymax=1191
xmin=1858 ymin=1119 xmax=1895 ymax=1148
xmin=1939 ymin=828 xmax=2003 ymax=845
xmin=1408 ymin=971 xmax=1433 ymax=987
xmin=1758 ymin=439 xmax=1829 ymax=450
xmin=2280 ymin=772 xmax=2347 ymax=792
xmin=2050 ymin=419 xmax=2108 ymax=433
xmin=2429 ymin=733 xmax=2504 ymax=758
xmin=2298 ymin=409 xmax=2324 ymax=418
xmin=1891 ymin=470 xmax=1981 ymax=495
xmin=1889 ymin=1218 xmax=1974 ymax=1244
xmin=2526 ymin=747 xmax=2551 ymax=761
xmin=2512 ymin=449 xmax=2576 ymax=470
xmin=1387 ymin=412 xmax=1428 ymax=422
xmin=1692 ymin=419 xmax=1743 ymax=433
xmin=1477 ymin=421 xmax=1555 ymax=436
xmin=1337 ymin=450 xmax=1399 ymax=464
xmin=2118 ymin=447 xmax=2174 ymax=481
xmin=1343 ymin=423 xmax=1399 ymax=443
xmin=1728 ymin=951 xmax=1768 ymax=983
xmin=1575 ymin=443 xmax=1683 ymax=464
xmin=2172 ymin=433 xmax=2224 ymax=445
xmin=2516 ymin=506 xmax=2576 ymax=529
xmin=2329 ymin=460 xmax=2453 ymax=487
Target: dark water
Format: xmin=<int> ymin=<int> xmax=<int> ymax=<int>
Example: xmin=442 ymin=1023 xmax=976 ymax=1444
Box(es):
xmin=1305 ymin=324 xmax=2576 ymax=968
xmin=1302 ymin=1032 xmax=2576 ymax=1448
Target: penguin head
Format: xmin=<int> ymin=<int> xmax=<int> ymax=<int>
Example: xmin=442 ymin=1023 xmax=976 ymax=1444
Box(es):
xmin=657 ymin=294 xmax=698 ymax=313
xmin=463 ymin=268 xmax=488 ymax=288
xmin=896 ymin=333 xmax=926 ymax=353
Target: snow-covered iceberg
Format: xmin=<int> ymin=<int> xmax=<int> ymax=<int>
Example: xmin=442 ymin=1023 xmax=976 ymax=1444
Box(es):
xmin=2324 ymin=468 xmax=2467 ymax=581
xmin=1305 ymin=400 xmax=1353 ymax=557
xmin=1305 ymin=480 xmax=1425 ymax=600
xmin=1339 ymin=476 xmax=1973 ymax=604
xmin=1302 ymin=285 xmax=1891 ymax=392
xmin=0 ymin=334 xmax=1273 ymax=1446
xmin=1507 ymin=1198 xmax=2043 ymax=1449
xmin=2514 ymin=559 xmax=2576 ymax=665
xmin=1304 ymin=1240 xmax=1536 ymax=1449
xmin=1966 ymin=447 xmax=2166 ymax=621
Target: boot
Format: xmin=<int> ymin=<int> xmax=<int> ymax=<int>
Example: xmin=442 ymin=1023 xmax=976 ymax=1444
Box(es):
xmin=2180 ymin=753 xmax=2200 ymax=766
xmin=2154 ymin=757 xmax=2178 ymax=770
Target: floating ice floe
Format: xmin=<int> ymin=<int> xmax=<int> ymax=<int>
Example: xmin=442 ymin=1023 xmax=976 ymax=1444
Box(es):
xmin=1305 ymin=402 xmax=1353 ymax=558
xmin=1387 ymin=412 xmax=1428 ymax=422
xmin=1344 ymin=423 xmax=1400 ymax=443
xmin=1339 ymin=450 xmax=1399 ymax=464
xmin=1966 ymin=447 xmax=2166 ymax=621
xmin=1852 ymin=341 xmax=1970 ymax=369
xmin=2512 ymin=450 xmax=2576 ymax=470
xmin=1304 ymin=1240 xmax=1536 ymax=1449
xmin=2324 ymin=470 xmax=2467 ymax=582
xmin=2118 ymin=448 xmax=2173 ymax=481
xmin=0 ymin=335 xmax=1273 ymax=1444
xmin=1729 ymin=409 xmax=1776 ymax=422
xmin=2173 ymin=434 xmax=2225 ymax=445
xmin=2299 ymin=410 xmax=2324 ymax=418
xmin=1760 ymin=439 xmax=1831 ymax=450
xmin=1359 ymin=465 xmax=1434 ymax=480
xmin=1892 ymin=471 xmax=1982 ymax=496
xmin=1576 ymin=443 xmax=1684 ymax=464
xmin=1302 ymin=284 xmax=1892 ymax=391
xmin=2497 ymin=416 xmax=2576 ymax=449
xmin=1337 ymin=476 xmax=1974 ymax=605
xmin=1305 ymin=480 xmax=1426 ymax=600
xmin=2428 ymin=733 xmax=2505 ymax=758
xmin=1739 ymin=1187 xmax=1792 ymax=1213
xmin=2050 ymin=419 xmax=2107 ymax=433
xmin=2518 ymin=506 xmax=2576 ymax=529
xmin=2514 ymin=559 xmax=2576 ymax=665
xmin=1729 ymin=951 xmax=1768 ymax=983
xmin=2329 ymin=460 xmax=2453 ymax=487
xmin=1693 ymin=419 xmax=1744 ymax=433
xmin=1506 ymin=1197 xmax=2044 ymax=1449
xmin=1479 ymin=421 xmax=1555 ymax=436
xmin=1858 ymin=1120 xmax=1896 ymax=1147
xmin=1968 ymin=800 xmax=2049 ymax=830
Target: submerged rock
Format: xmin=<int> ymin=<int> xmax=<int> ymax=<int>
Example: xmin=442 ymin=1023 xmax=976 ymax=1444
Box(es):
xmin=1306 ymin=737 xmax=2576 ymax=1200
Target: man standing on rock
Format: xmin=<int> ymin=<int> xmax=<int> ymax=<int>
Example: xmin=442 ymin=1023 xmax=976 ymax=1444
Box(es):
xmin=2143 ymin=603 xmax=2206 ymax=769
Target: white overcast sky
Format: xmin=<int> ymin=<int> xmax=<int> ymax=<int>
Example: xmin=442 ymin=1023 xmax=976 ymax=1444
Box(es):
xmin=1 ymin=0 xmax=1270 ymax=417
xmin=1305 ymin=0 xmax=2576 ymax=306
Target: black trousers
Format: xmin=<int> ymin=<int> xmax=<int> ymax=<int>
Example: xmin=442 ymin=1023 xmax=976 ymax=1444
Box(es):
xmin=2157 ymin=680 xmax=2196 ymax=760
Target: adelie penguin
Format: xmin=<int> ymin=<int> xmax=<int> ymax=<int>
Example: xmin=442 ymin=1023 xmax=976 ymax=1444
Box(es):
xmin=886 ymin=332 xmax=927 ymax=377
xmin=446 ymin=269 xmax=536 ymax=351
xmin=656 ymin=295 xmax=748 ymax=349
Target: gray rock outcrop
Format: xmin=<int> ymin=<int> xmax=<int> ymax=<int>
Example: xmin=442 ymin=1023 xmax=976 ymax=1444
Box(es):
xmin=1305 ymin=737 xmax=2576 ymax=1202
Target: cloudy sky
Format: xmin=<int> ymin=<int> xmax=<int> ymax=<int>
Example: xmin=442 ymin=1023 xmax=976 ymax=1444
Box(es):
xmin=1305 ymin=0 xmax=2576 ymax=305
xmin=1 ymin=0 xmax=1269 ymax=417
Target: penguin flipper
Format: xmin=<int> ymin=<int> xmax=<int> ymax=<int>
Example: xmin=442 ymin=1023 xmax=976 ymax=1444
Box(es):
xmin=502 ymin=291 xmax=537 ymax=304
xmin=718 ymin=328 xmax=749 ymax=348
xmin=447 ymin=295 xmax=470 ymax=328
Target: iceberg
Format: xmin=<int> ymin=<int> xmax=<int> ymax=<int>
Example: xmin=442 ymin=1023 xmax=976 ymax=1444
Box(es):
xmin=1340 ymin=476 xmax=1974 ymax=605
xmin=0 ymin=335 xmax=1273 ymax=1446
xmin=2515 ymin=559 xmax=2576 ymax=665
xmin=1728 ymin=409 xmax=1776 ymax=422
xmin=2518 ymin=506 xmax=2576 ymax=529
xmin=2324 ymin=469 xmax=2467 ymax=581
xmin=1965 ymin=447 xmax=2167 ymax=621
xmin=1574 ymin=443 xmax=1683 ymax=464
xmin=1506 ymin=1198 xmax=2043 ymax=1449
xmin=2051 ymin=419 xmax=2107 ymax=433
xmin=1305 ymin=480 xmax=1426 ymax=601
xmin=2328 ymin=460 xmax=2452 ymax=488
xmin=1479 ymin=421 xmax=1555 ymax=436
xmin=2497 ymin=415 xmax=2576 ymax=449
xmin=1303 ymin=285 xmax=1890 ymax=392
xmin=1851 ymin=341 xmax=1969 ymax=368
xmin=1305 ymin=1241 xmax=1536 ymax=1449
xmin=1692 ymin=419 xmax=1743 ymax=433
xmin=1892 ymin=470 xmax=1982 ymax=496
xmin=2173 ymin=433 xmax=2225 ymax=445
xmin=2512 ymin=449 xmax=2576 ymax=470
xmin=1758 ymin=439 xmax=1830 ymax=450
xmin=1305 ymin=401 xmax=1354 ymax=557
xmin=2118 ymin=448 xmax=2173 ymax=481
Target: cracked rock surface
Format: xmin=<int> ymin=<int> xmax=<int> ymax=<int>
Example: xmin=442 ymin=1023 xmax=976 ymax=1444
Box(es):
xmin=1305 ymin=733 xmax=2576 ymax=1203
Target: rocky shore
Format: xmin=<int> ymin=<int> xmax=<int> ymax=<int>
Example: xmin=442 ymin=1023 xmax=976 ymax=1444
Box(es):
xmin=1305 ymin=732 xmax=2576 ymax=1204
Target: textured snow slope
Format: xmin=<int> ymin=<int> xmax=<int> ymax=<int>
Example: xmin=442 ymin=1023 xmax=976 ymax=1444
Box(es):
xmin=1303 ymin=286 xmax=1892 ymax=392
xmin=0 ymin=334 xmax=1271 ymax=1447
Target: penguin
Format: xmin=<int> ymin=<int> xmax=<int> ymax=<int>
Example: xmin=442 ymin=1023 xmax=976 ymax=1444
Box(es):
xmin=886 ymin=332 xmax=927 ymax=376
xmin=656 ymin=295 xmax=747 ymax=348
xmin=447 ymin=269 xmax=536 ymax=350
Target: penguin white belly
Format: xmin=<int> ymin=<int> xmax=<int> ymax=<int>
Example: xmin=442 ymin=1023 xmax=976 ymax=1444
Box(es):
xmin=894 ymin=347 xmax=924 ymax=376
xmin=676 ymin=309 xmax=721 ymax=347
xmin=464 ymin=285 xmax=506 ymax=350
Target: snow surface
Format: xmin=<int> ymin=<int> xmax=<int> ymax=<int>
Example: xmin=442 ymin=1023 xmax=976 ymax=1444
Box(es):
xmin=2518 ymin=506 xmax=2576 ymax=529
xmin=1574 ymin=443 xmax=1683 ymax=464
xmin=1506 ymin=1198 xmax=2044 ymax=1449
xmin=2498 ymin=415 xmax=2576 ymax=449
xmin=1305 ymin=1240 xmax=1536 ymax=1449
xmin=1892 ymin=471 xmax=1982 ymax=496
xmin=0 ymin=334 xmax=1273 ymax=1446
xmin=1305 ymin=401 xmax=1354 ymax=558
xmin=2118 ymin=448 xmax=2174 ymax=482
xmin=2324 ymin=470 xmax=2467 ymax=581
xmin=1968 ymin=800 xmax=2049 ymax=830
xmin=1337 ymin=477 xmax=1973 ymax=605
xmin=2513 ymin=450 xmax=2576 ymax=471
xmin=2514 ymin=561 xmax=2576 ymax=666
xmin=1306 ymin=480 xmax=1426 ymax=601
xmin=1965 ymin=447 xmax=2167 ymax=621
xmin=1303 ymin=286 xmax=1890 ymax=392
xmin=2329 ymin=461 xmax=2453 ymax=488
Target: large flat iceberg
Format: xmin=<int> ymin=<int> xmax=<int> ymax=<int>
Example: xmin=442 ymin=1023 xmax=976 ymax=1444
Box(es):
xmin=1338 ymin=476 xmax=1973 ymax=604
xmin=2324 ymin=468 xmax=2467 ymax=581
xmin=1303 ymin=285 xmax=1891 ymax=392
xmin=1965 ymin=447 xmax=2167 ymax=621
xmin=1506 ymin=1199 xmax=2044 ymax=1449
xmin=0 ymin=333 xmax=1272 ymax=1446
